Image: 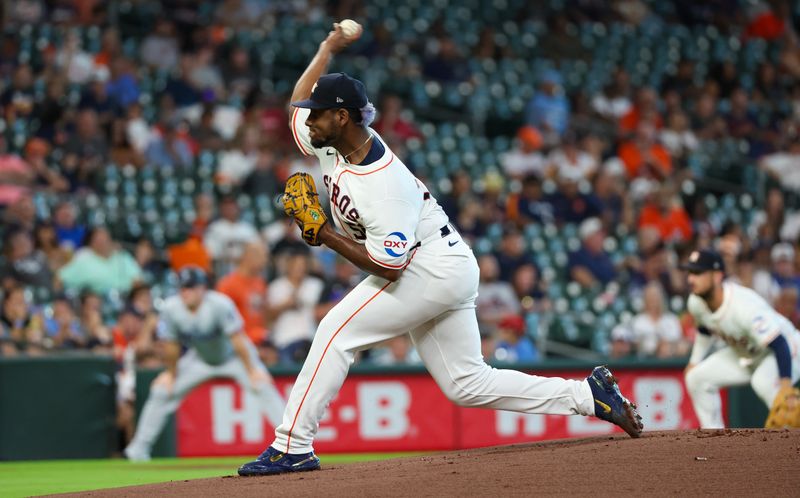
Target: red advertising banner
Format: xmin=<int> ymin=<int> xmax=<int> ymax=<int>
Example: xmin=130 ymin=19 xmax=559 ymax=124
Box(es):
xmin=175 ymin=369 xmax=704 ymax=457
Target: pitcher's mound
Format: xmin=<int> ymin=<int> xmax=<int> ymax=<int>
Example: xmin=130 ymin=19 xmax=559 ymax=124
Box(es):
xmin=61 ymin=429 xmax=800 ymax=497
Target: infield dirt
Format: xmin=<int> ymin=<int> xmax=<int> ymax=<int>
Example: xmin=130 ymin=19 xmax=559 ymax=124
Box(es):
xmin=55 ymin=429 xmax=800 ymax=497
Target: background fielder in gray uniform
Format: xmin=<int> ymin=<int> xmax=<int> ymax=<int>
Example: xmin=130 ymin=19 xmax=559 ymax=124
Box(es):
xmin=124 ymin=267 xmax=285 ymax=461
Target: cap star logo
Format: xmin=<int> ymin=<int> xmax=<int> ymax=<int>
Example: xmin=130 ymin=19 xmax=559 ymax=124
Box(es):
xmin=336 ymin=97 xmax=344 ymax=103
xmin=689 ymin=251 xmax=700 ymax=262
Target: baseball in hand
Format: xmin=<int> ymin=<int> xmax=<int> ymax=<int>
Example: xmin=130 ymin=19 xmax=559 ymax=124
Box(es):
xmin=338 ymin=19 xmax=362 ymax=39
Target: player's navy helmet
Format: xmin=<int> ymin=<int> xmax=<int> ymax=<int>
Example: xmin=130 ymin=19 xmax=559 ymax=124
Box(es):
xmin=680 ymin=249 xmax=725 ymax=274
xmin=177 ymin=266 xmax=208 ymax=288
xmin=292 ymin=73 xmax=368 ymax=110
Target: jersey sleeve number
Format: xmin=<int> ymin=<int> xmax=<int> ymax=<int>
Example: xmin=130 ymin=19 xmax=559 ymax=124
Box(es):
xmin=344 ymin=221 xmax=367 ymax=241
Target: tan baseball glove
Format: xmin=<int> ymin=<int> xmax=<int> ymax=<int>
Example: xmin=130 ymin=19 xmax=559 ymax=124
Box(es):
xmin=764 ymin=385 xmax=800 ymax=428
xmin=283 ymin=172 xmax=328 ymax=246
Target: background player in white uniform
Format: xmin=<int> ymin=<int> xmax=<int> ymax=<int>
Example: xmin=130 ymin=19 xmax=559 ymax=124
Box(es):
xmin=682 ymin=249 xmax=800 ymax=428
xmin=124 ymin=267 xmax=285 ymax=461
xmin=238 ymin=23 xmax=642 ymax=476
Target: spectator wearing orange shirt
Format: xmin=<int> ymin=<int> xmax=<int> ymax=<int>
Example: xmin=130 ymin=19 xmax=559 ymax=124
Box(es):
xmin=618 ymin=87 xmax=662 ymax=135
xmin=638 ymin=185 xmax=693 ymax=244
xmin=216 ymin=240 xmax=269 ymax=344
xmin=618 ymin=121 xmax=672 ymax=180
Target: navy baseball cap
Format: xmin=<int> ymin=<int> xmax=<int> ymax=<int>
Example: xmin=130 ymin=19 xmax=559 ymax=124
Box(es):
xmin=178 ymin=266 xmax=208 ymax=288
xmin=292 ymin=73 xmax=368 ymax=110
xmin=680 ymin=249 xmax=725 ymax=274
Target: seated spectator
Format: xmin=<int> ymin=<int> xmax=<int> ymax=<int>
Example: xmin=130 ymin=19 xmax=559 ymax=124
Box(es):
xmin=591 ymin=68 xmax=632 ymax=120
xmin=140 ymin=19 xmax=180 ymax=71
xmin=242 ymin=146 xmax=280 ymax=197
xmin=43 ymin=294 xmax=85 ymax=350
xmin=190 ymin=105 xmax=226 ymax=152
xmin=691 ymin=92 xmax=727 ymax=140
xmin=637 ymin=185 xmax=693 ymax=244
xmin=1 ymin=227 xmax=53 ymax=290
xmin=203 ymin=195 xmax=259 ymax=269
xmin=501 ymin=126 xmax=546 ymax=180
xmin=107 ymin=57 xmax=140 ymax=109
xmin=217 ymin=241 xmax=269 ymax=345
xmin=593 ymin=160 xmax=631 ymax=230
xmin=476 ymin=254 xmax=521 ymax=329
xmin=628 ymin=228 xmax=684 ymax=297
xmin=0 ymin=135 xmax=33 ymax=206
xmin=770 ymin=242 xmax=800 ymax=292
xmin=438 ymin=171 xmax=477 ymax=226
xmin=53 ymin=201 xmax=86 ymax=252
xmin=190 ymin=192 xmax=215 ymax=240
xmin=33 ymin=222 xmax=71 ymax=273
xmin=266 ymin=250 xmax=324 ymax=363
xmin=217 ymin=125 xmax=261 ymax=185
xmin=422 ymin=36 xmax=471 ymax=83
xmin=373 ymin=94 xmax=423 ymax=145
xmin=662 ymin=60 xmax=698 ymax=99
xmin=494 ymin=227 xmax=534 ymax=282
xmin=144 ymin=120 xmax=194 ymax=169
xmin=618 ymin=121 xmax=672 ymax=180
xmin=760 ymin=140 xmax=800 ymax=192
xmin=78 ymin=290 xmax=112 ymax=350
xmin=493 ymin=314 xmax=538 ymax=363
xmin=62 ymin=108 xmax=109 ymax=191
xmin=569 ymin=217 xmax=617 ymax=288
xmin=58 ymin=227 xmax=142 ymax=294
xmin=0 ymin=286 xmax=44 ymax=355
xmin=1 ymin=64 xmax=35 ymax=124
xmin=134 ymin=237 xmax=167 ymax=283
xmin=2 ymin=192 xmax=37 ymax=231
xmin=725 ymin=87 xmax=757 ymax=140
xmin=735 ymin=250 xmax=780 ymax=304
xmin=774 ymin=287 xmax=800 ymax=328
xmin=223 ymin=46 xmax=258 ymax=102
xmin=369 ymin=336 xmax=422 ymax=365
xmin=659 ymin=111 xmax=698 ymax=162
xmin=514 ymin=174 xmax=554 ymax=226
xmin=546 ymin=133 xmax=598 ymax=183
xmin=124 ymin=103 xmax=153 ymax=155
xmin=619 ymin=87 xmax=662 ymax=135
xmin=79 ymin=67 xmax=116 ymax=128
xmin=617 ymin=282 xmax=686 ymax=358
xmin=547 ymin=175 xmax=603 ymax=224
xmin=525 ymin=70 xmax=570 ymax=145
xmin=511 ymin=263 xmax=549 ymax=313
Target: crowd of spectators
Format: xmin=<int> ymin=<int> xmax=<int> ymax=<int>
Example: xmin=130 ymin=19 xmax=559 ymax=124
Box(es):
xmin=2 ymin=0 xmax=800 ymax=371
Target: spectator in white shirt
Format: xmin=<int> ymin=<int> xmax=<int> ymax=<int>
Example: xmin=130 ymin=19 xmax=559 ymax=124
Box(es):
xmin=659 ymin=111 xmax=698 ymax=161
xmin=760 ymin=140 xmax=800 ymax=192
xmin=547 ymin=133 xmax=597 ymax=183
xmin=266 ymin=250 xmax=324 ymax=363
xmin=203 ymin=195 xmax=259 ymax=268
xmin=476 ymin=254 xmax=521 ymax=330
xmin=612 ymin=282 xmax=686 ymax=358
xmin=500 ymin=125 xmax=546 ymax=180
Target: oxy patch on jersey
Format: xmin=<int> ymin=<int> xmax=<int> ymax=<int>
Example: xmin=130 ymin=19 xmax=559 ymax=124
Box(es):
xmin=384 ymin=232 xmax=409 ymax=257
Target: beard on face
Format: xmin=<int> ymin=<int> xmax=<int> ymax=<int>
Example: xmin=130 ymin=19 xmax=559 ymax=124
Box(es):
xmin=694 ymin=281 xmax=715 ymax=302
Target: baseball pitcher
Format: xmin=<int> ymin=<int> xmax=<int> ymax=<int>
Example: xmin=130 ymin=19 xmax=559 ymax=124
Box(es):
xmin=124 ymin=267 xmax=285 ymax=461
xmin=682 ymin=249 xmax=800 ymax=428
xmin=237 ymin=21 xmax=642 ymax=476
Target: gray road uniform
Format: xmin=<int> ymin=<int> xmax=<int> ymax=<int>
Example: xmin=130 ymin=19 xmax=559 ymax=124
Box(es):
xmin=124 ymin=290 xmax=284 ymax=460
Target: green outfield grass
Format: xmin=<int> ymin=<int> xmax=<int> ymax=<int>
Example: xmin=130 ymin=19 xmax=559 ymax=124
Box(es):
xmin=0 ymin=453 xmax=416 ymax=497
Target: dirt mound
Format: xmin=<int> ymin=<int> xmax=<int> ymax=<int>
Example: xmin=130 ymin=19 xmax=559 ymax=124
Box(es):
xmin=58 ymin=429 xmax=800 ymax=497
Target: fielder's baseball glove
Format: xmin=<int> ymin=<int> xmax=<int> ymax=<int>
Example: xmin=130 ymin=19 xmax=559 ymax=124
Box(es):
xmin=283 ymin=172 xmax=327 ymax=246
xmin=764 ymin=385 xmax=800 ymax=428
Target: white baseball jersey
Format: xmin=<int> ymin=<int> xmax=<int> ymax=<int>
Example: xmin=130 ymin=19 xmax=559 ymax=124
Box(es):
xmin=687 ymin=281 xmax=800 ymax=362
xmin=158 ymin=290 xmax=245 ymax=365
xmin=684 ymin=280 xmax=800 ymax=428
xmin=290 ymin=107 xmax=449 ymax=269
xmin=270 ymin=103 xmax=599 ymax=455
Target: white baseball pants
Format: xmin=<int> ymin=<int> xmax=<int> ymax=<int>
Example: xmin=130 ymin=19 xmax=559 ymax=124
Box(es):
xmin=272 ymin=231 xmax=595 ymax=454
xmin=126 ymin=348 xmax=285 ymax=458
xmin=685 ymin=344 xmax=800 ymax=428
